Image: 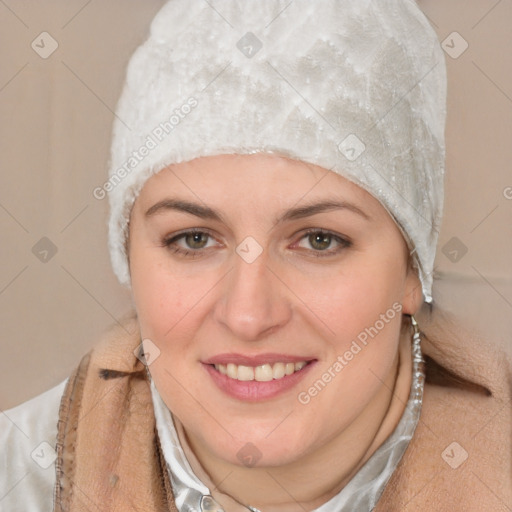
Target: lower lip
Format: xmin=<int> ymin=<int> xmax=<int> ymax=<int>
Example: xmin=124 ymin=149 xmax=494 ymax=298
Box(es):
xmin=203 ymin=362 xmax=316 ymax=402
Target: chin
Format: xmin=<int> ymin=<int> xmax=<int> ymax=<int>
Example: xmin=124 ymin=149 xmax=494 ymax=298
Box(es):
xmin=200 ymin=421 xmax=313 ymax=468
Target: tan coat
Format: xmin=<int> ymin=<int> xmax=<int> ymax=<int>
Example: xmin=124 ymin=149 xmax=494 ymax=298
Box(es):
xmin=53 ymin=307 xmax=511 ymax=512
xmin=377 ymin=305 xmax=512 ymax=511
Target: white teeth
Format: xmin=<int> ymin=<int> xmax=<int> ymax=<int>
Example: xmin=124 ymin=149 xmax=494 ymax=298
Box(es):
xmin=255 ymin=364 xmax=273 ymax=382
xmin=272 ymin=362 xmax=285 ymax=379
xmin=214 ymin=361 xmax=309 ymax=381
xmin=227 ymin=363 xmax=238 ymax=379
xmin=285 ymin=362 xmax=295 ymax=376
xmin=237 ymin=365 xmax=254 ymax=381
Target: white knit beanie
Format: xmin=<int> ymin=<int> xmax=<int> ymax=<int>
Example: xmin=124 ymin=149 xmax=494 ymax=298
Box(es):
xmin=106 ymin=0 xmax=446 ymax=303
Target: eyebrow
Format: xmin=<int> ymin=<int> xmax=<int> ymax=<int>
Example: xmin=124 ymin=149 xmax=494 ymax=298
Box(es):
xmin=144 ymin=198 xmax=371 ymax=225
xmin=277 ymin=199 xmax=371 ymax=223
xmin=145 ymin=199 xmax=226 ymax=222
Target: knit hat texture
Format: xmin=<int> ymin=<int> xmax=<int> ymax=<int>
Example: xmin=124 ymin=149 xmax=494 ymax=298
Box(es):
xmin=107 ymin=0 xmax=446 ymax=303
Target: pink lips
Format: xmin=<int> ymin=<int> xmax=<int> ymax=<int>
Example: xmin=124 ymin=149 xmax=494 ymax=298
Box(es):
xmin=202 ymin=353 xmax=317 ymax=402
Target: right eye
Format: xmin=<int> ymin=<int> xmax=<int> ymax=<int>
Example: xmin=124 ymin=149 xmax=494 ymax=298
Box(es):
xmin=162 ymin=229 xmax=220 ymax=258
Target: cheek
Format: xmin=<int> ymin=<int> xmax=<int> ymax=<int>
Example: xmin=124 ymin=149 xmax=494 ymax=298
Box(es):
xmin=130 ymin=253 xmax=220 ymax=379
xmin=295 ymin=256 xmax=405 ymax=397
xmin=302 ymin=259 xmax=404 ymax=336
xmin=133 ymin=271 xmax=196 ymax=340
xmin=295 ymin=271 xmax=403 ymax=432
xmin=131 ymin=265 xmax=205 ymax=410
xmin=130 ymin=239 xmax=194 ymax=327
xmin=131 ymin=263 xmax=167 ymax=328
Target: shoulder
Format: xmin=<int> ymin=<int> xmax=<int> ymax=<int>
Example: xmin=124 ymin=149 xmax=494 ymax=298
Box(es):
xmin=378 ymin=305 xmax=512 ymax=511
xmin=420 ymin=380 xmax=510 ymax=509
xmin=378 ymin=381 xmax=511 ymax=511
xmin=0 ymin=379 xmax=68 ymax=512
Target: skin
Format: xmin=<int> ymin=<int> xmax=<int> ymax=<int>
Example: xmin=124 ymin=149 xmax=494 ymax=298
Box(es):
xmin=127 ymin=153 xmax=423 ymax=510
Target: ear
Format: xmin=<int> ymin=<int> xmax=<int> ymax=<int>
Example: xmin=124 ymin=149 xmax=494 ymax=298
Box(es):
xmin=401 ymin=258 xmax=424 ymax=316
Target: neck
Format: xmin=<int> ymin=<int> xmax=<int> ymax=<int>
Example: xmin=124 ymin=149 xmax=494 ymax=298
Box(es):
xmin=177 ymin=328 xmax=412 ymax=511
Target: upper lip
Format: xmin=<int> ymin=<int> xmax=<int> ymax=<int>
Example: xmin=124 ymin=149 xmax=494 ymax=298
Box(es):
xmin=203 ymin=353 xmax=316 ymax=366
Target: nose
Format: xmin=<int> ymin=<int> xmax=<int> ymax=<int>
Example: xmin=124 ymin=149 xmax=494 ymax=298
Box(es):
xmin=213 ymin=251 xmax=292 ymax=342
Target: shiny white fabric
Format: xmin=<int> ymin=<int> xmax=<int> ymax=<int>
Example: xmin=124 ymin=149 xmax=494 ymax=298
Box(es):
xmin=0 ymin=379 xmax=67 ymax=512
xmin=107 ymin=0 xmax=446 ymax=303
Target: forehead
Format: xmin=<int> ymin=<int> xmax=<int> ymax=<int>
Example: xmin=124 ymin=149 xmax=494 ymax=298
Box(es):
xmin=136 ymin=153 xmax=377 ymax=209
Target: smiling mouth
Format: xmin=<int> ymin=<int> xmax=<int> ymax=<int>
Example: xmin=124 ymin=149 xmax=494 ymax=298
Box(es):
xmin=212 ymin=361 xmax=311 ymax=382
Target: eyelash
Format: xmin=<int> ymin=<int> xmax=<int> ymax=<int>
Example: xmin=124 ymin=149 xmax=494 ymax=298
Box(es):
xmin=291 ymin=228 xmax=352 ymax=257
xmin=161 ymin=229 xmax=217 ymax=259
xmin=161 ymin=228 xmax=352 ymax=259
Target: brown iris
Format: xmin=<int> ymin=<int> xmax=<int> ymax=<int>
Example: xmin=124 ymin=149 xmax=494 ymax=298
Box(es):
xmin=308 ymin=232 xmax=332 ymax=251
xmin=184 ymin=232 xmax=209 ymax=249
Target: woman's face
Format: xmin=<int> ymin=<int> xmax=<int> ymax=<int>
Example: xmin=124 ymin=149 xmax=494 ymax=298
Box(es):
xmin=128 ymin=153 xmax=422 ymax=469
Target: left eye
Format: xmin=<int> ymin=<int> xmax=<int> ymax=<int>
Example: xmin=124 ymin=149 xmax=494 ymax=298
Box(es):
xmin=295 ymin=230 xmax=351 ymax=255
xmin=177 ymin=231 xmax=212 ymax=250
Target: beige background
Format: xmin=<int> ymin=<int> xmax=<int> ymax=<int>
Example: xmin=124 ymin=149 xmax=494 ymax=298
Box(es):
xmin=0 ymin=1 xmax=511 ymax=410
